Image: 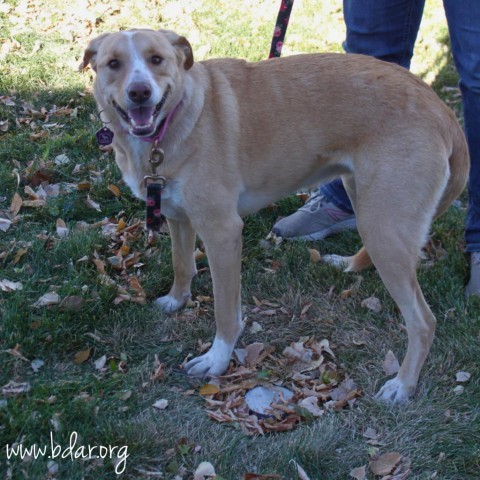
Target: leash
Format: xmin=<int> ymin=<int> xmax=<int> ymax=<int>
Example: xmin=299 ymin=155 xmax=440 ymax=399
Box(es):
xmin=269 ymin=0 xmax=294 ymax=58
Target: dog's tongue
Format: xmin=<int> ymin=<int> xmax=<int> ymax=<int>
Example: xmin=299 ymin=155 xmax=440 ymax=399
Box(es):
xmin=128 ymin=106 xmax=155 ymax=127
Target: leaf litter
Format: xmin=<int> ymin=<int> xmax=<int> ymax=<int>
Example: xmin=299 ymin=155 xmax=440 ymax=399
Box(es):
xmin=195 ymin=337 xmax=361 ymax=435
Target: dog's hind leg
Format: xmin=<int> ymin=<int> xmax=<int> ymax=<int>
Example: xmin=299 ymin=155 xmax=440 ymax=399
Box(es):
xmin=353 ymin=163 xmax=444 ymax=403
xmin=155 ymin=217 xmax=197 ymax=313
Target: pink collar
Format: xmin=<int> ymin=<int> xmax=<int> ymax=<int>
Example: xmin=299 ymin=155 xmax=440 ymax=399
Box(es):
xmin=138 ymin=100 xmax=183 ymax=144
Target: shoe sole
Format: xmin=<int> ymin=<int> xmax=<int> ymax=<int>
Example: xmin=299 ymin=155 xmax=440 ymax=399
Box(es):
xmin=275 ymin=218 xmax=358 ymax=241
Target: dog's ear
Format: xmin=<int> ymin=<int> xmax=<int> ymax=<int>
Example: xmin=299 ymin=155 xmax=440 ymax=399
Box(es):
xmin=159 ymin=30 xmax=194 ymax=70
xmin=79 ymin=33 xmax=111 ymax=72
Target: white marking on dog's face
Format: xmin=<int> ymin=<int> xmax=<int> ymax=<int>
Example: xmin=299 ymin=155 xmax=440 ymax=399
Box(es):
xmin=93 ymin=30 xmax=185 ymax=137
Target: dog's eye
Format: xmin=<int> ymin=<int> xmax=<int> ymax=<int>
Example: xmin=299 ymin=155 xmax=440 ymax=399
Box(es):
xmin=108 ymin=59 xmax=120 ymax=70
xmin=151 ymin=55 xmax=163 ymax=65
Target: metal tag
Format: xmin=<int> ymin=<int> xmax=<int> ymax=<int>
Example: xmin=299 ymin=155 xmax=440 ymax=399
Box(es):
xmin=95 ymin=127 xmax=114 ymax=146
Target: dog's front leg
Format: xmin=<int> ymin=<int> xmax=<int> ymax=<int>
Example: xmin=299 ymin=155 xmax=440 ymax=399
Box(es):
xmin=184 ymin=215 xmax=244 ymax=378
xmin=155 ymin=217 xmax=196 ymax=313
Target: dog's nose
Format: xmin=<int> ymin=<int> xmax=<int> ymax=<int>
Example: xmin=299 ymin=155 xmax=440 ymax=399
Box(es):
xmin=127 ymin=83 xmax=152 ymax=103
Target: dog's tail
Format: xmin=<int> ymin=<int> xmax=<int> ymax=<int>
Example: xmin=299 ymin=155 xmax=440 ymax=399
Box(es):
xmin=434 ymin=115 xmax=470 ymax=219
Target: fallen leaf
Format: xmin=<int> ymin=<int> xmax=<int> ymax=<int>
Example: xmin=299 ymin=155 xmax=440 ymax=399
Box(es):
xmin=0 ymin=119 xmax=9 ymax=132
xmin=369 ymin=452 xmax=402 ymax=476
xmin=94 ymin=355 xmax=107 ymax=370
xmin=118 ymin=390 xmax=132 ymax=401
xmin=194 ymin=461 xmax=216 ymax=480
xmin=56 ymin=218 xmax=69 ymax=238
xmin=298 ymin=396 xmax=324 ymax=417
xmin=59 ymin=295 xmax=84 ymax=311
xmin=2 ymin=381 xmax=31 ymax=397
xmin=349 ymin=465 xmax=366 ymax=480
xmin=382 ymin=350 xmax=400 ymax=375
xmin=33 ymin=291 xmax=60 ymax=308
xmin=31 ymin=359 xmax=44 ymax=373
xmin=108 ymin=184 xmax=121 ymax=197
xmin=308 ymin=248 xmax=322 ymax=263
xmin=199 ymin=384 xmax=220 ymax=396
xmin=453 ymin=385 xmax=464 ymax=395
xmin=85 ymin=194 xmax=101 ymax=211
xmin=455 ymin=371 xmax=471 ymax=383
xmin=152 ymin=399 xmax=169 ymax=410
xmin=54 ymin=154 xmax=70 ymax=165
xmin=9 ymin=192 xmax=23 ymax=215
xmin=290 ymin=460 xmax=311 ymax=480
xmin=0 ymin=217 xmax=13 ymax=232
xmin=249 ymin=321 xmax=263 ymax=334
xmin=0 ymin=279 xmax=23 ymax=292
xmin=73 ymin=347 xmax=92 ymax=364
xmin=361 ymin=296 xmax=382 ymax=313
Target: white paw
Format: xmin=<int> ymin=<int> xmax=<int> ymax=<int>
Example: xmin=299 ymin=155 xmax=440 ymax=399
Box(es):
xmin=375 ymin=377 xmax=414 ymax=405
xmin=322 ymin=254 xmax=349 ymax=270
xmin=184 ymin=337 xmax=234 ymax=378
xmin=155 ymin=294 xmax=187 ymax=313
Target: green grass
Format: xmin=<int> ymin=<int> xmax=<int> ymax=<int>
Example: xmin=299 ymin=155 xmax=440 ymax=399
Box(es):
xmin=1 ymin=1 xmax=479 ymax=479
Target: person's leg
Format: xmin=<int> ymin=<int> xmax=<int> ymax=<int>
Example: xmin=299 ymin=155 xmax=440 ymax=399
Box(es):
xmin=443 ymin=0 xmax=480 ymax=295
xmin=273 ymin=0 xmax=425 ymax=239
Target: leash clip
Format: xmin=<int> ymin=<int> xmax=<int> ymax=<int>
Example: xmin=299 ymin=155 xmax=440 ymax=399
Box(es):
xmin=149 ymin=140 xmax=165 ymax=175
xmin=144 ymin=174 xmax=166 ymax=188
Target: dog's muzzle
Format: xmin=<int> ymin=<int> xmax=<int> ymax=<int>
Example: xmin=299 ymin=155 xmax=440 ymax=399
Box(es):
xmin=113 ymin=86 xmax=171 ymax=137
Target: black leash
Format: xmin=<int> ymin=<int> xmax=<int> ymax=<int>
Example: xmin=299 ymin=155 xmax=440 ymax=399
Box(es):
xmin=269 ymin=0 xmax=295 ymax=58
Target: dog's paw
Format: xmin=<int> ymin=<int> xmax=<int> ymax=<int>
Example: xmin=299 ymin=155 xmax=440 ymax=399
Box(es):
xmin=375 ymin=377 xmax=414 ymax=405
xmin=155 ymin=294 xmax=187 ymax=313
xmin=322 ymin=254 xmax=349 ymax=271
xmin=184 ymin=338 xmax=233 ymax=378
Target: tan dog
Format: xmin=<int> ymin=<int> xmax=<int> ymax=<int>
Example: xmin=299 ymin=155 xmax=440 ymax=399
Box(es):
xmin=81 ymin=29 xmax=469 ymax=404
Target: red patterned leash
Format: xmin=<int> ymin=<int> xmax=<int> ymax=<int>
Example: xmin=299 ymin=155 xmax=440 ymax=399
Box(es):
xmin=269 ymin=0 xmax=295 ymax=58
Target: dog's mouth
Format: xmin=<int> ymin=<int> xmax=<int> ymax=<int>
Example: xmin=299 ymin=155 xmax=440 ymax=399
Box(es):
xmin=113 ymin=86 xmax=171 ymax=137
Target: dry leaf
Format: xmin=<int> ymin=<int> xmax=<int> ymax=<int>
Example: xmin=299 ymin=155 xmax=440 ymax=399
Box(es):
xmin=108 ymin=184 xmax=121 ymax=197
xmin=361 ymin=296 xmax=382 ymax=312
xmin=290 ymin=460 xmax=311 ymax=480
xmin=249 ymin=321 xmax=263 ymax=334
xmin=59 ymin=295 xmax=84 ymax=311
xmin=193 ymin=461 xmax=216 ymax=480
xmin=85 ymin=194 xmax=101 ymax=212
xmin=382 ymin=350 xmax=400 ymax=376
xmin=56 ymin=218 xmax=69 ymax=237
xmin=2 ymin=381 xmax=31 ymax=397
xmin=31 ymin=359 xmax=44 ymax=373
xmin=9 ymin=192 xmax=23 ymax=215
xmin=308 ymin=248 xmax=321 ymax=263
xmin=0 ymin=119 xmax=9 ymax=132
xmin=199 ymin=384 xmax=220 ymax=396
xmin=349 ymin=465 xmax=366 ymax=480
xmin=369 ymin=452 xmax=402 ymax=476
xmin=455 ymin=371 xmax=471 ymax=383
xmin=94 ymin=355 xmax=107 ymax=370
xmin=152 ymin=399 xmax=169 ymax=410
xmin=73 ymin=347 xmax=92 ymax=364
xmin=0 ymin=217 xmax=13 ymax=232
xmin=33 ymin=291 xmax=60 ymax=308
xmin=0 ymin=279 xmax=23 ymax=292
xmin=298 ymin=396 xmax=324 ymax=417
xmin=54 ymin=154 xmax=70 ymax=165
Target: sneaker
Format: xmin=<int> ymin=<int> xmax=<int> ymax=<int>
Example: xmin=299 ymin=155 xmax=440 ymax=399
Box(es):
xmin=272 ymin=191 xmax=357 ymax=240
xmin=466 ymin=252 xmax=480 ymax=297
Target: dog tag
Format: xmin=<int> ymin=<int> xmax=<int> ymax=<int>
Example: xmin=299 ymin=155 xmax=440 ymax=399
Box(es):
xmin=95 ymin=127 xmax=114 ymax=146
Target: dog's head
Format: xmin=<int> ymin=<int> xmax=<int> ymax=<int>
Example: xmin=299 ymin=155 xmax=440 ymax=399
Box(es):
xmin=80 ymin=29 xmax=193 ymax=137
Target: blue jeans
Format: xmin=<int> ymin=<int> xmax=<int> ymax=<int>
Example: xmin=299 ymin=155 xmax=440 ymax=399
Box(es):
xmin=321 ymin=0 xmax=480 ymax=252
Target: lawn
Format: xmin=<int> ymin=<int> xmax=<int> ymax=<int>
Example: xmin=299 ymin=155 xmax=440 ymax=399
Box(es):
xmin=0 ymin=1 xmax=479 ymax=479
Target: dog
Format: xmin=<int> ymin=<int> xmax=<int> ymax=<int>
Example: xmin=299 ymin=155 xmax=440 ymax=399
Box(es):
xmin=80 ymin=28 xmax=469 ymax=404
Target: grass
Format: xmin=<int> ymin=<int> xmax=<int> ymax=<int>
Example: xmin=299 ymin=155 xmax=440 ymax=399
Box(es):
xmin=1 ymin=0 xmax=479 ymax=479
